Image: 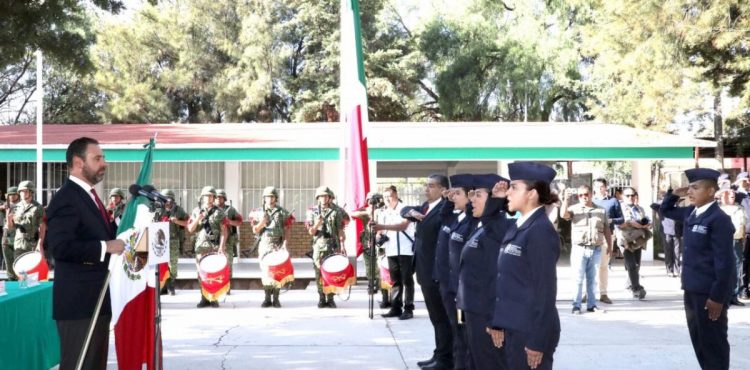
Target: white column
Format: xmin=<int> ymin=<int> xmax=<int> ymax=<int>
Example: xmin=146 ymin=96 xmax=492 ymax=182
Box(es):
xmin=224 ymin=161 xmax=240 ymax=209
xmin=35 ymin=50 xmax=43 ymax=203
xmin=631 ymin=159 xmax=654 ymax=261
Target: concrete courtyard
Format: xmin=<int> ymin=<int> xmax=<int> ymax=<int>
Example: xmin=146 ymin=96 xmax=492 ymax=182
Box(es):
xmin=102 ymin=260 xmax=750 ymax=370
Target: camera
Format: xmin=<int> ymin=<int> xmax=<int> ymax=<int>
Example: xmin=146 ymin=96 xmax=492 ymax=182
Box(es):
xmin=368 ymin=193 xmax=385 ymax=209
xmin=638 ymin=217 xmax=649 ymax=226
xmin=375 ymin=234 xmax=389 ymax=247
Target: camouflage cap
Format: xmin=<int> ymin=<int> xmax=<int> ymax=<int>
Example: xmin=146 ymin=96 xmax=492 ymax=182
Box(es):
xmin=200 ymin=186 xmax=217 ymax=197
xmin=109 ymin=188 xmax=125 ymax=198
xmin=7 ymin=186 xmax=18 ymax=195
xmin=315 ymin=186 xmax=332 ymax=198
xmin=262 ymin=186 xmax=279 ymax=198
xmin=162 ymin=189 xmax=176 ymax=199
xmin=18 ymin=180 xmax=34 ymax=191
xmin=216 ymin=189 xmax=227 ymax=198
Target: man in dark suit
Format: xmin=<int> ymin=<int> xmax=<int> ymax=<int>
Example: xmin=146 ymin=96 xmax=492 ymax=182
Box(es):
xmin=46 ymin=137 xmax=125 ymax=370
xmin=402 ymin=174 xmax=452 ymax=369
xmin=660 ymin=168 xmax=734 ymax=370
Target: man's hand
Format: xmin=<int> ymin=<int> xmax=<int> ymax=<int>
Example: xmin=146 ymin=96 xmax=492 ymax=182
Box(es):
xmin=492 ymin=181 xmax=509 ymax=198
xmin=705 ymin=298 xmax=723 ymax=321
xmin=371 ymin=223 xmax=385 ymax=232
xmin=106 ymin=239 xmax=126 ymax=255
xmin=442 ymin=189 xmax=451 ymax=198
xmin=485 ymin=328 xmax=504 ymax=348
xmin=409 ymin=209 xmax=425 ymax=221
xmin=672 ymin=187 xmax=689 ymax=198
xmin=526 ymin=347 xmax=544 ymax=369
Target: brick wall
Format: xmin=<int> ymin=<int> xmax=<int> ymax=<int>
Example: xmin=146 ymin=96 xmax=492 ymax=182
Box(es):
xmin=237 ymin=222 xmax=310 ymax=258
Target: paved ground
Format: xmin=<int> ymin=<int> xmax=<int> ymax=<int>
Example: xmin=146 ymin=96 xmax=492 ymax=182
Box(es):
xmin=99 ymin=260 xmax=750 ymax=370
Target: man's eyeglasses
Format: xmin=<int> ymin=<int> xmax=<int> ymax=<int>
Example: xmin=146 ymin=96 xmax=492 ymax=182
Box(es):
xmin=578 ymin=193 xmax=590 ymax=197
xmin=623 ymin=194 xmax=635 ymax=198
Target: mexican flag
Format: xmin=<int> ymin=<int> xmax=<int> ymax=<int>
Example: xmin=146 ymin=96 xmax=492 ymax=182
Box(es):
xmin=340 ymin=0 xmax=371 ymax=256
xmin=108 ymin=138 xmax=164 ymax=370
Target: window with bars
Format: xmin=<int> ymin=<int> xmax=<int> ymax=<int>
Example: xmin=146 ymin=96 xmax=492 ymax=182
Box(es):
xmin=240 ymin=162 xmax=320 ymax=220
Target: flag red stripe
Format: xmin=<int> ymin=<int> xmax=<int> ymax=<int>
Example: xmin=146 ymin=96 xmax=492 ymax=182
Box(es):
xmin=114 ymin=287 xmax=162 ymax=370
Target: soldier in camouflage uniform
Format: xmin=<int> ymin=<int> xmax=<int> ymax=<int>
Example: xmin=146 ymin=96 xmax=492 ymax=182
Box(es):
xmin=350 ymin=192 xmax=391 ymax=308
xmin=155 ymin=189 xmax=188 ymax=295
xmin=2 ymin=187 xmax=19 ymax=279
xmin=7 ymin=181 xmax=46 ymax=275
xmin=216 ymin=189 xmax=242 ymax=285
xmin=306 ymin=186 xmax=350 ymax=308
xmin=187 ymin=186 xmax=227 ymax=308
xmin=106 ymin=187 xmax=127 ymax=228
xmin=252 ymin=186 xmax=294 ymax=308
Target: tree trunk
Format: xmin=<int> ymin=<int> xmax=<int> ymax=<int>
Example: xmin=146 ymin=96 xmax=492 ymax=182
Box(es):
xmin=713 ymin=92 xmax=724 ymax=169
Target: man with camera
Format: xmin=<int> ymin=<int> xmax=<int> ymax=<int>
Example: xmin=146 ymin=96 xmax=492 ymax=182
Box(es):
xmin=187 ymin=185 xmax=227 ymax=308
xmin=155 ymin=189 xmax=188 ymax=295
xmin=371 ymin=185 xmax=416 ymax=320
xmin=350 ymin=191 xmax=390 ymax=309
xmin=560 ymin=184 xmax=612 ymax=314
xmin=618 ymin=187 xmax=652 ymax=299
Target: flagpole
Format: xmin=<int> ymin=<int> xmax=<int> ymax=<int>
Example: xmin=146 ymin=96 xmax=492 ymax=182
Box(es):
xmin=75 ymin=272 xmax=111 ymax=370
xmin=35 ymin=50 xmax=43 ymax=203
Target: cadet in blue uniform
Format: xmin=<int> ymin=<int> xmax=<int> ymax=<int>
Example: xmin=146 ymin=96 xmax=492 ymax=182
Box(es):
xmin=660 ymin=168 xmax=734 ymax=370
xmin=457 ymin=174 xmax=512 ymax=370
xmin=436 ymin=174 xmax=474 ymax=370
xmin=488 ymin=162 xmax=561 ymax=370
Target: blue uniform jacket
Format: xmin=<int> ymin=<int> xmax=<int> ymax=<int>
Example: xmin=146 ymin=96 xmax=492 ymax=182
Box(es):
xmin=593 ymin=196 xmax=624 ymax=230
xmin=433 ymin=200 xmax=458 ymax=283
xmin=491 ymin=207 xmax=561 ymax=353
xmin=660 ymin=193 xmax=735 ymax=303
xmin=456 ymin=197 xmax=511 ymax=320
xmin=448 ymin=204 xmax=477 ymax=295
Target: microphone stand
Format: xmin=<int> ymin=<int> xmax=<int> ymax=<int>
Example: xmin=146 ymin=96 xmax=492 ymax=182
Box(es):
xmin=151 ymin=206 xmax=163 ymax=370
xmin=367 ymin=204 xmax=377 ymax=319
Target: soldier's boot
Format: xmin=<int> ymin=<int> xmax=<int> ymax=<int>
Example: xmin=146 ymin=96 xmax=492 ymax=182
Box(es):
xmin=197 ymin=296 xmax=211 ymax=308
xmin=380 ymin=290 xmax=391 ymax=309
xmin=167 ymin=278 xmax=176 ymax=296
xmin=272 ymin=288 xmax=281 ymax=308
xmin=160 ymin=284 xmax=169 ymax=296
xmin=317 ymin=293 xmax=327 ymax=308
xmin=261 ymin=288 xmax=273 ymax=308
xmin=326 ymin=293 xmax=337 ymax=308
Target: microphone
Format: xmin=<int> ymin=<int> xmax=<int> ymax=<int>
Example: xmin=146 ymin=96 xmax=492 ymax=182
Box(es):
xmin=142 ymin=185 xmax=171 ymax=203
xmin=128 ymin=184 xmax=160 ymax=203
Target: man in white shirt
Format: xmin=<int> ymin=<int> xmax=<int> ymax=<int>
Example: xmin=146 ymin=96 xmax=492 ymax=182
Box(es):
xmin=372 ymin=185 xmax=416 ymax=320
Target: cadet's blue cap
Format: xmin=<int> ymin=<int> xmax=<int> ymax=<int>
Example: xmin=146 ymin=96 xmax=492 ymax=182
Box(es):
xmin=449 ymin=174 xmax=473 ymax=188
xmin=737 ymin=172 xmax=749 ymax=180
xmin=472 ymin=174 xmax=508 ymax=190
xmin=508 ymin=162 xmax=556 ymax=184
xmin=685 ymin=168 xmax=720 ymax=183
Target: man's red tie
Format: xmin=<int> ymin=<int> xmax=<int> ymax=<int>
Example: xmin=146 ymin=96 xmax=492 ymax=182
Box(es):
xmin=91 ymin=188 xmax=112 ymax=233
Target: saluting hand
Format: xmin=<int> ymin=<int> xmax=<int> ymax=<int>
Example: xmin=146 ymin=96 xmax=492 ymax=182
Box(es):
xmin=705 ymin=298 xmax=723 ymax=321
xmin=672 ymin=187 xmax=688 ymax=198
xmin=525 ymin=347 xmax=544 ymax=369
xmin=492 ymin=181 xmax=509 ymax=198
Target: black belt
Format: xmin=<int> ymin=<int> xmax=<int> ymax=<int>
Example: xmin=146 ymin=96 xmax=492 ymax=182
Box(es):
xmin=576 ymin=244 xmax=601 ymax=249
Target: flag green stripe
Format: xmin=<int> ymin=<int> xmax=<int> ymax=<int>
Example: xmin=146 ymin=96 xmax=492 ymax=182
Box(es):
xmin=117 ymin=138 xmax=155 ymax=234
xmin=350 ymin=0 xmax=366 ymax=86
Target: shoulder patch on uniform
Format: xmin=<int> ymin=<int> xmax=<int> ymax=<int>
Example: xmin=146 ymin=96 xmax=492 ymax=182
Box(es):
xmin=442 ymin=225 xmax=451 ymax=234
xmin=691 ymin=225 xmax=708 ymax=234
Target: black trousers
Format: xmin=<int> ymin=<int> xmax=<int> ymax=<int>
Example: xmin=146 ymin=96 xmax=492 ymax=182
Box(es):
xmin=684 ymin=291 xmax=729 ymax=370
xmin=504 ymin=329 xmax=555 ymax=370
xmin=388 ymin=255 xmax=415 ymax=311
xmin=421 ymin=277 xmax=453 ymax=363
xmin=440 ymin=283 xmax=469 ymax=369
xmin=464 ymin=311 xmax=505 ymax=370
xmin=742 ymin=235 xmax=750 ymax=293
xmin=664 ymin=234 xmax=682 ymax=275
xmin=57 ymin=314 xmax=111 ymax=370
xmin=624 ymin=248 xmax=643 ymax=291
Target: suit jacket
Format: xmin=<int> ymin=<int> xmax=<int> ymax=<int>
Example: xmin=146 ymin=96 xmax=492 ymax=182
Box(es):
xmin=491 ymin=207 xmax=561 ymax=354
xmin=403 ymin=198 xmax=446 ymax=285
xmin=47 ymin=179 xmax=116 ymax=320
xmin=661 ymin=193 xmax=735 ymax=303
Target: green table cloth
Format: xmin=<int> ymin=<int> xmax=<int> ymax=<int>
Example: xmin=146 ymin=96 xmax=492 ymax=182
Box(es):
xmin=0 ymin=281 xmax=60 ymax=370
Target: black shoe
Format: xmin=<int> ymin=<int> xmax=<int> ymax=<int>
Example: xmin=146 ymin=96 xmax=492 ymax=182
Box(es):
xmin=261 ymin=300 xmax=272 ymax=308
xmin=398 ymin=310 xmax=413 ymax=320
xmin=160 ymin=286 xmax=168 ymax=296
xmin=318 ymin=300 xmax=327 ymax=308
xmin=731 ymin=297 xmax=745 ymax=306
xmin=381 ymin=309 xmax=403 ymax=318
xmin=273 ymin=300 xmax=281 ymax=308
xmin=326 ymin=300 xmax=337 ymax=308
xmin=572 ymin=307 xmax=582 ymax=315
xmin=379 ymin=301 xmax=392 ymax=309
xmin=587 ymin=306 xmax=605 ymax=313
xmin=210 ymin=301 xmax=219 ymax=308
xmin=633 ymin=288 xmax=646 ymax=300
xmin=168 ymin=286 xmax=176 ymax=296
xmin=421 ymin=360 xmax=451 ymax=370
xmin=417 ymin=357 xmax=436 ymax=367
xmin=197 ymin=299 xmax=210 ymax=308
